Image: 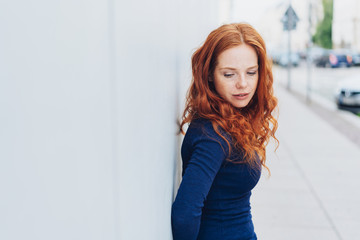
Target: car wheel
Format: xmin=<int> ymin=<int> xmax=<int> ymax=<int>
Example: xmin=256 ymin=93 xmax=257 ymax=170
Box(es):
xmin=336 ymin=103 xmax=343 ymax=110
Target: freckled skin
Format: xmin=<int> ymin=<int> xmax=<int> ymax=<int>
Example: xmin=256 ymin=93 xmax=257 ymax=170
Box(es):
xmin=213 ymin=44 xmax=259 ymax=108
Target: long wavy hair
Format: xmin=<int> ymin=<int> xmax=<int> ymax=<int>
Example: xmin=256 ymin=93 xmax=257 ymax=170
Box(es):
xmin=180 ymin=23 xmax=278 ymax=172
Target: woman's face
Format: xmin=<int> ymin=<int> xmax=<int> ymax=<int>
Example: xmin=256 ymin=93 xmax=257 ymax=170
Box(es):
xmin=213 ymin=44 xmax=259 ymax=108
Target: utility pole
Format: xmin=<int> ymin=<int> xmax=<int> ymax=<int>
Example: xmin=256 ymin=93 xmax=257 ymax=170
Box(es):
xmin=287 ymin=21 xmax=292 ymax=90
xmin=353 ymin=17 xmax=359 ymax=50
xmin=306 ymin=1 xmax=313 ymax=103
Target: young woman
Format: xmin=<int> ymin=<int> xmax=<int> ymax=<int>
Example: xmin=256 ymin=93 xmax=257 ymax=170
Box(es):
xmin=171 ymin=23 xmax=278 ymax=240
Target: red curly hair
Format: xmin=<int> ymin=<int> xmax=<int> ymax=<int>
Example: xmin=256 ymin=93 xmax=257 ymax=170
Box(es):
xmin=180 ymin=23 xmax=278 ymax=172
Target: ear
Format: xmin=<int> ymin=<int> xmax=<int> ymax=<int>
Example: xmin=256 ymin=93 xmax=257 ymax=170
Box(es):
xmin=208 ymin=75 xmax=213 ymax=82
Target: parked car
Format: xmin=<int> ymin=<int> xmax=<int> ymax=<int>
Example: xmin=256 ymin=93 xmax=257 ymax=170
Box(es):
xmin=341 ymin=49 xmax=360 ymax=66
xmin=314 ymin=49 xmax=352 ymax=68
xmin=269 ymin=49 xmax=282 ymax=64
xmin=351 ymin=52 xmax=360 ymax=66
xmin=335 ymin=75 xmax=360 ymax=108
xmin=277 ymin=52 xmax=300 ymax=67
xmin=307 ymin=46 xmax=327 ymax=62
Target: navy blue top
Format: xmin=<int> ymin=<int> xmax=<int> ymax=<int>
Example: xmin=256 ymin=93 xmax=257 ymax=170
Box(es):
xmin=171 ymin=118 xmax=261 ymax=240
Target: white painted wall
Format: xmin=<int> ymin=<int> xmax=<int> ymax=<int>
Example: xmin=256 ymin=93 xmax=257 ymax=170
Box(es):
xmin=0 ymin=1 xmax=219 ymax=239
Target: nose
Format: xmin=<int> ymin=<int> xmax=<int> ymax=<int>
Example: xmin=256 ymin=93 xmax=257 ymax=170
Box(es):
xmin=235 ymin=74 xmax=247 ymax=89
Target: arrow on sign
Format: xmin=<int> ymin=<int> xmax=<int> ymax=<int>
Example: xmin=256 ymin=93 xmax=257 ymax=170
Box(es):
xmin=281 ymin=5 xmax=299 ymax=31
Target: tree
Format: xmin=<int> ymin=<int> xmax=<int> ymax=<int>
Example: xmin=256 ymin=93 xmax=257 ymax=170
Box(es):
xmin=313 ymin=0 xmax=333 ymax=49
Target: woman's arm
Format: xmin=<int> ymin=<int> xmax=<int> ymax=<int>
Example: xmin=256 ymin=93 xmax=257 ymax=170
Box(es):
xmin=171 ymin=124 xmax=227 ymax=240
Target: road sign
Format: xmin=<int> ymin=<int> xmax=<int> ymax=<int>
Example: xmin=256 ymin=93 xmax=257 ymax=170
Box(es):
xmin=281 ymin=5 xmax=299 ymax=31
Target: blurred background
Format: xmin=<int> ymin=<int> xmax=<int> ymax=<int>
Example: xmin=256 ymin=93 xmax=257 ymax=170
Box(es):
xmin=1 ymin=0 xmax=360 ymax=239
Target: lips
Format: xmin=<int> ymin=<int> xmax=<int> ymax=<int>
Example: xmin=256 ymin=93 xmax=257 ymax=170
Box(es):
xmin=233 ymin=93 xmax=249 ymax=100
xmin=234 ymin=93 xmax=248 ymax=97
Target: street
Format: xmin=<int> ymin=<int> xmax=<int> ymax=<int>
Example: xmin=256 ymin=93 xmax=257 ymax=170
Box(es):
xmin=273 ymin=60 xmax=360 ymax=148
xmin=273 ymin=61 xmax=360 ymax=111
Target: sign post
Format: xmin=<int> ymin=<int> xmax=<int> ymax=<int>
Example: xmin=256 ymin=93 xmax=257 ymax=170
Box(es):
xmin=306 ymin=2 xmax=313 ymax=104
xmin=281 ymin=5 xmax=299 ymax=91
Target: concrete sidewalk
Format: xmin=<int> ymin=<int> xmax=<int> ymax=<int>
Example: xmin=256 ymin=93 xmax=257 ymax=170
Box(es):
xmin=252 ymin=84 xmax=360 ymax=239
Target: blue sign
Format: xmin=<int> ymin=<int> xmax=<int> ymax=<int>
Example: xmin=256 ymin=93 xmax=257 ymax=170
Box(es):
xmin=281 ymin=5 xmax=299 ymax=31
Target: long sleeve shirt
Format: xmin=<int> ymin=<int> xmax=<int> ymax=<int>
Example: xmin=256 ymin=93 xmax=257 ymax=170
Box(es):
xmin=171 ymin=118 xmax=261 ymax=240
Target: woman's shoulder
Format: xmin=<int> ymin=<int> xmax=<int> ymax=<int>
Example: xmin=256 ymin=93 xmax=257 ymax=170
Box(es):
xmin=188 ymin=117 xmax=212 ymax=130
xmin=182 ymin=118 xmax=230 ymax=158
xmin=187 ymin=118 xmax=214 ymax=135
xmin=186 ymin=118 xmax=229 ymax=145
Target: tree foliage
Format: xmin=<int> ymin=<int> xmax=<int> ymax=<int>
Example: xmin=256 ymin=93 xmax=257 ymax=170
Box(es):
xmin=313 ymin=0 xmax=333 ymax=49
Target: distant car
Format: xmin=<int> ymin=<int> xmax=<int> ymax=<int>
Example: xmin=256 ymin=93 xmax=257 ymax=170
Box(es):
xmin=315 ymin=49 xmax=352 ymax=68
xmin=307 ymin=46 xmax=327 ymax=62
xmin=351 ymin=52 xmax=360 ymax=66
xmin=335 ymin=75 xmax=360 ymax=108
xmin=278 ymin=52 xmax=300 ymax=67
xmin=269 ymin=49 xmax=282 ymax=64
xmin=342 ymin=49 xmax=360 ymax=66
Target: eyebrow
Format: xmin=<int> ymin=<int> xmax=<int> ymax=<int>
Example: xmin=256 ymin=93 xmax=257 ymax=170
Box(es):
xmin=219 ymin=65 xmax=258 ymax=70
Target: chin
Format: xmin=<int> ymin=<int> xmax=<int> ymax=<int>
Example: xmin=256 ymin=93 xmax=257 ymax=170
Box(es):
xmin=232 ymin=102 xmax=250 ymax=108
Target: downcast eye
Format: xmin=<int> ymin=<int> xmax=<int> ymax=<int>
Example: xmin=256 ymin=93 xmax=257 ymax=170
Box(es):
xmin=224 ymin=73 xmax=234 ymax=78
xmin=247 ymin=71 xmax=257 ymax=76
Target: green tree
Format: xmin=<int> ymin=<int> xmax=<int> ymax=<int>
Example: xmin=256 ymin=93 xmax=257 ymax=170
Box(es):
xmin=313 ymin=0 xmax=333 ymax=49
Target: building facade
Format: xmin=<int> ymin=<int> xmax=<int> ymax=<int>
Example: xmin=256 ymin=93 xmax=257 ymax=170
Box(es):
xmin=333 ymin=0 xmax=360 ymax=50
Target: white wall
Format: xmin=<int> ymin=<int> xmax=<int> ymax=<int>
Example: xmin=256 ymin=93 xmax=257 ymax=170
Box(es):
xmin=0 ymin=1 xmax=219 ymax=240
